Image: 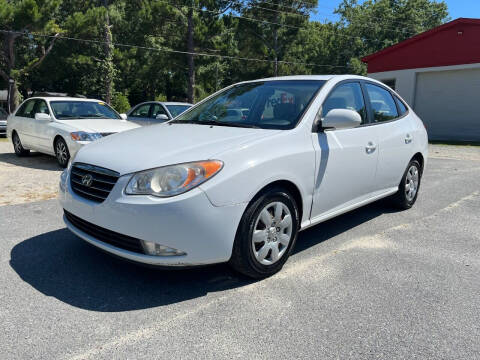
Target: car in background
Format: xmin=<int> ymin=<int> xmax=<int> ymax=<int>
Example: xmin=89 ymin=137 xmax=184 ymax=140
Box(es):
xmin=126 ymin=101 xmax=192 ymax=125
xmin=7 ymin=97 xmax=139 ymax=167
xmin=60 ymin=75 xmax=428 ymax=278
xmin=0 ymin=108 xmax=7 ymax=137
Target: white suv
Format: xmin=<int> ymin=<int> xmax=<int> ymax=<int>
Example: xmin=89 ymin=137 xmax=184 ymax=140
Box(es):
xmin=7 ymin=97 xmax=139 ymax=167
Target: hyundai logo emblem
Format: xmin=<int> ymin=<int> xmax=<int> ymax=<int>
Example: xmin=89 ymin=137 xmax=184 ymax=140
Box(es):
xmin=81 ymin=174 xmax=93 ymax=187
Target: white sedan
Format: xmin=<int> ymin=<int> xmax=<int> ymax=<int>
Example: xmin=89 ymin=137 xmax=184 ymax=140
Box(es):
xmin=7 ymin=97 xmax=139 ymax=167
xmin=59 ymin=75 xmax=428 ymax=278
xmin=127 ymin=101 xmax=192 ymax=125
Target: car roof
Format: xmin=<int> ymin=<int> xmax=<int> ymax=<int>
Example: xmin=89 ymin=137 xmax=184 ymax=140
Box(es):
xmin=162 ymin=102 xmax=192 ymax=106
xmin=240 ymin=74 xmax=371 ymax=83
xmin=136 ymin=101 xmax=192 ymax=106
xmin=26 ymin=97 xmax=104 ymax=102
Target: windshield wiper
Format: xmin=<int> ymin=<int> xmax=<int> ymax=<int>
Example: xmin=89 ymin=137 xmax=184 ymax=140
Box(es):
xmin=78 ymin=114 xmax=112 ymax=119
xmin=171 ymin=120 xmax=260 ymax=129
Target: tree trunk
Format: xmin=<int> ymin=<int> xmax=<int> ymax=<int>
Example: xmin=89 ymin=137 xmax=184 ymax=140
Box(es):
xmin=2 ymin=32 xmax=21 ymax=112
xmin=186 ymin=5 xmax=195 ymax=103
xmin=8 ymin=81 xmax=20 ymax=113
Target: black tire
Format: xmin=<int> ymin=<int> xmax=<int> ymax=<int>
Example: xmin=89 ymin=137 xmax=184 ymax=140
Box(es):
xmin=391 ymin=159 xmax=422 ymax=210
xmin=229 ymin=187 xmax=300 ymax=279
xmin=54 ymin=137 xmax=70 ymax=168
xmin=12 ymin=131 xmax=30 ymax=156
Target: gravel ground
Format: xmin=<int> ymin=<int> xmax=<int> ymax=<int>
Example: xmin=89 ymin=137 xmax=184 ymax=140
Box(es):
xmin=0 ymin=141 xmax=479 ymax=359
xmin=0 ymin=139 xmax=62 ymax=206
xmin=0 ymin=137 xmax=477 ymax=206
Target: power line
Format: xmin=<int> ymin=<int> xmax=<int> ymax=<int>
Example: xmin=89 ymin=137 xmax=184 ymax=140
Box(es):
xmin=0 ymin=29 xmax=349 ymax=70
xmin=236 ymin=3 xmax=309 ymax=18
xmin=164 ymin=1 xmax=424 ymax=42
xmin=235 ymin=0 xmax=439 ymax=36
xmin=165 ymin=2 xmax=306 ymax=29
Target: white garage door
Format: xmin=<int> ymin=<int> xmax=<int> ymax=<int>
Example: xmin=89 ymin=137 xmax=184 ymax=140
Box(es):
xmin=414 ymin=68 xmax=480 ymax=141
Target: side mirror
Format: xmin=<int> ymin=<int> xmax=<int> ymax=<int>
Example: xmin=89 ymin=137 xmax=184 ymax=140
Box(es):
xmin=120 ymin=113 xmax=128 ymax=120
xmin=35 ymin=113 xmax=52 ymax=121
xmin=156 ymin=114 xmax=169 ymax=121
xmin=322 ymin=109 xmax=361 ymax=130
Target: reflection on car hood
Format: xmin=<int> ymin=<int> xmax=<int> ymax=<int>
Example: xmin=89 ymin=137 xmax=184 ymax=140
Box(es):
xmin=74 ymin=123 xmax=280 ymax=175
xmin=56 ymin=119 xmax=139 ymax=133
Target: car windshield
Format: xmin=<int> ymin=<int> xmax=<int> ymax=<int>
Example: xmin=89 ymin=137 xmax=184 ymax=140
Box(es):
xmin=166 ymin=105 xmax=191 ymax=118
xmin=174 ymin=80 xmax=326 ymax=129
xmin=50 ymin=101 xmax=121 ymax=120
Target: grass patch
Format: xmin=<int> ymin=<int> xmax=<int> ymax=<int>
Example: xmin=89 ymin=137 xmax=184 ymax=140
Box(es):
xmin=0 ymin=137 xmax=8 ymax=142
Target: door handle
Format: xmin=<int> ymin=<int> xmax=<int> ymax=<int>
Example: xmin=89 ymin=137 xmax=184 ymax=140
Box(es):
xmin=365 ymin=141 xmax=377 ymax=154
xmin=405 ymin=133 xmax=413 ymax=144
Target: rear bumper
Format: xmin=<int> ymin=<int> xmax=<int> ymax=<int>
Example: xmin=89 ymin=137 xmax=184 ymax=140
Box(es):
xmin=59 ymin=169 xmax=246 ymax=266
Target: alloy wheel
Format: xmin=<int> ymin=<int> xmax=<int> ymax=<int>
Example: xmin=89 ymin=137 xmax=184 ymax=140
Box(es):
xmin=13 ymin=134 xmax=22 ymax=153
xmin=56 ymin=141 xmax=68 ymax=165
xmin=405 ymin=165 xmax=419 ymax=201
xmin=251 ymin=202 xmax=293 ymax=265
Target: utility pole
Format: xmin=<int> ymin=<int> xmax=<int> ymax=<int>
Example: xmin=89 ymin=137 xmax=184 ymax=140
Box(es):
xmin=186 ymin=0 xmax=195 ymax=103
xmin=102 ymin=0 xmax=114 ymax=104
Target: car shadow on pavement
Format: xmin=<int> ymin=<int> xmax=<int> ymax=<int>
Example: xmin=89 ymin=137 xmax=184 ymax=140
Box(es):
xmin=10 ymin=200 xmax=397 ymax=312
xmin=0 ymin=151 xmax=60 ymax=171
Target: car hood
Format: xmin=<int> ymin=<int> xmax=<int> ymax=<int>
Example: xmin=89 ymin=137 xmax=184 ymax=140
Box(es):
xmin=56 ymin=119 xmax=139 ymax=133
xmin=74 ymin=123 xmax=280 ymax=175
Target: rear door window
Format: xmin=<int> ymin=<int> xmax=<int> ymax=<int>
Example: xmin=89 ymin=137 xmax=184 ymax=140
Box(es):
xmin=395 ymin=96 xmax=408 ymax=116
xmin=365 ymin=84 xmax=399 ymax=122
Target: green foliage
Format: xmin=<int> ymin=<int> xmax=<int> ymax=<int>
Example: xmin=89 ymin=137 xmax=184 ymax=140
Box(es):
xmin=111 ymin=92 xmax=130 ymax=113
xmin=155 ymin=94 xmax=168 ymax=102
xmin=1 ymin=0 xmax=450 ymax=110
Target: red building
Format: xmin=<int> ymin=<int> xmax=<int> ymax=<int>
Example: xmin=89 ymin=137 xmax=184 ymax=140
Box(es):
xmin=362 ymin=18 xmax=480 ymax=142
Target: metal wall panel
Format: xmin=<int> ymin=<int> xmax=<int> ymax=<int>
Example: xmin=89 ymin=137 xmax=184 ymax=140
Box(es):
xmin=414 ymin=68 xmax=480 ymax=141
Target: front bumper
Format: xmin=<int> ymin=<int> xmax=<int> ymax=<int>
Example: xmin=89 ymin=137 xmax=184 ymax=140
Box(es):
xmin=59 ymin=169 xmax=246 ymax=266
xmin=0 ymin=122 xmax=6 ymax=136
xmin=65 ymin=138 xmax=89 ymax=158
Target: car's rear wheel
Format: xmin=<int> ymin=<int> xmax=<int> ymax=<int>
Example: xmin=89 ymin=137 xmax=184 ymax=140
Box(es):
xmin=55 ymin=138 xmax=70 ymax=168
xmin=229 ymin=187 xmax=299 ymax=279
xmin=391 ymin=159 xmax=422 ymax=210
xmin=12 ymin=132 xmax=30 ymax=156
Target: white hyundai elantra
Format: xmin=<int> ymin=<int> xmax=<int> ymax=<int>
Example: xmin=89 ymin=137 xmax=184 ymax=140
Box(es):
xmin=59 ymin=75 xmax=428 ymax=278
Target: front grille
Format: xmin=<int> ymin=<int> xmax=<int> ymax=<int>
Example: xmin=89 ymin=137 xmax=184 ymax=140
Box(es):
xmin=64 ymin=210 xmax=144 ymax=254
xmin=70 ymin=163 xmax=119 ymax=203
xmin=100 ymin=132 xmax=115 ymax=137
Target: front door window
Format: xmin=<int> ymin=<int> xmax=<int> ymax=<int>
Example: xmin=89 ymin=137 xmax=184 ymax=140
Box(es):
xmin=322 ymin=82 xmax=367 ymax=124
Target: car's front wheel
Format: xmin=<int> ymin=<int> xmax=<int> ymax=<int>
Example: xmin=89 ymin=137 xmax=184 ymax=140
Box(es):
xmin=229 ymin=187 xmax=299 ymax=279
xmin=392 ymin=159 xmax=422 ymax=210
xmin=55 ymin=137 xmax=70 ymax=168
xmin=12 ymin=131 xmax=30 ymax=157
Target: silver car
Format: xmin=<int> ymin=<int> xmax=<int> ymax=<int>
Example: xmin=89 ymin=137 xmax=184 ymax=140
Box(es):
xmin=0 ymin=108 xmax=7 ymax=137
xmin=126 ymin=101 xmax=192 ymax=126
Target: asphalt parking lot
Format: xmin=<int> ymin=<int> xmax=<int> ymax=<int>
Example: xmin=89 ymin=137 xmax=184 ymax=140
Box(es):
xmin=1 ymin=139 xmax=479 ymax=359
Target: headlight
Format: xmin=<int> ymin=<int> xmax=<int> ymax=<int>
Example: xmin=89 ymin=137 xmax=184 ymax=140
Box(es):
xmin=70 ymin=131 xmax=102 ymax=141
xmin=125 ymin=160 xmax=223 ymax=197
